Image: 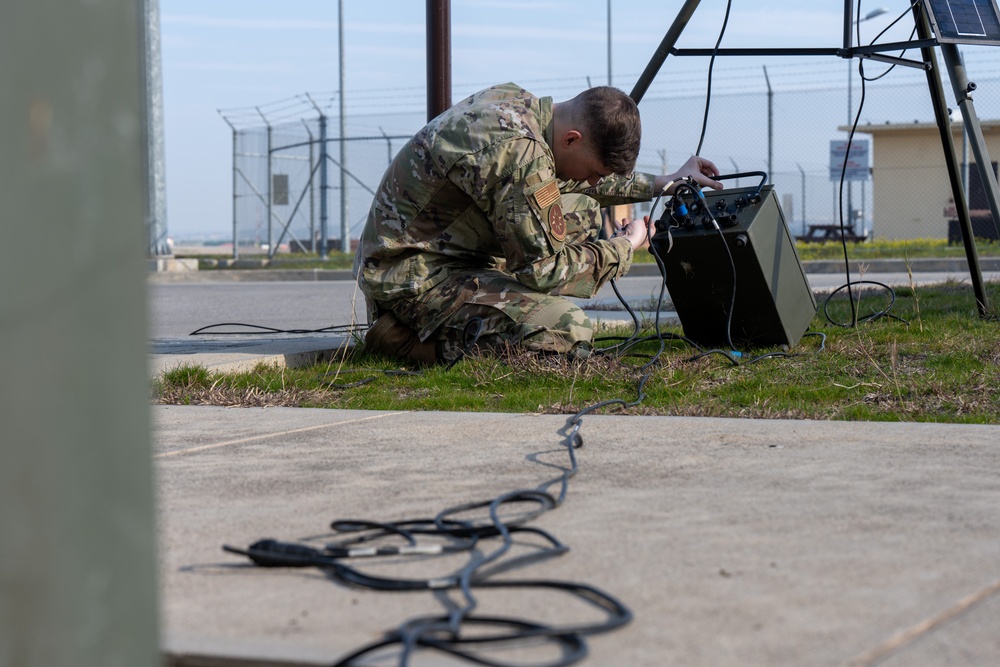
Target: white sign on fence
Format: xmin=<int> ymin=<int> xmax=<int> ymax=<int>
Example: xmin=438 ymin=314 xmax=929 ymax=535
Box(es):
xmin=829 ymin=139 xmax=870 ymax=182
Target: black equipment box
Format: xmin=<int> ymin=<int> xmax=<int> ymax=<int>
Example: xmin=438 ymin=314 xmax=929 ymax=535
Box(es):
xmin=650 ymin=184 xmax=817 ymax=349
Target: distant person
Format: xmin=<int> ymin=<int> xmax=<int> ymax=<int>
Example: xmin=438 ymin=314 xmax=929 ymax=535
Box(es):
xmin=353 ymin=82 xmax=721 ymax=365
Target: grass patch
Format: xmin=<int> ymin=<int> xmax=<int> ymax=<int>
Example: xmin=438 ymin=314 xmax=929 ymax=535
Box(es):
xmin=793 ymin=237 xmax=1000 ymax=261
xmin=153 ymin=281 xmax=1000 ymax=424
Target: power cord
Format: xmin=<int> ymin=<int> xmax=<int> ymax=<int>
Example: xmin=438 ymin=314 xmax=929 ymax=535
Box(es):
xmin=827 ymin=0 xmax=919 ymax=328
xmin=223 ymin=395 xmax=633 ymax=667
xmin=695 ymin=0 xmax=734 ymax=156
xmin=189 ymin=322 xmax=365 ymax=336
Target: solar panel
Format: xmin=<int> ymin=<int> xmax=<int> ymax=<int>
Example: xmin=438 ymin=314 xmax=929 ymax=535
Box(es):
xmin=924 ymin=0 xmax=1000 ymax=45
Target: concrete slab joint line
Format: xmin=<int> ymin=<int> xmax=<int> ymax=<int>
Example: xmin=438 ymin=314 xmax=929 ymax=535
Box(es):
xmin=155 ymin=411 xmax=407 ymax=458
xmin=842 ymin=576 xmax=1000 ymax=667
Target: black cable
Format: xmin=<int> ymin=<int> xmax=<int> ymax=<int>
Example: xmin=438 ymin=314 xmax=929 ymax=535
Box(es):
xmin=695 ymin=0 xmax=734 ymax=156
xmin=827 ymin=0 xmax=911 ymax=328
xmin=822 ymin=280 xmax=909 ymax=327
xmin=598 ymin=181 xmax=676 ymax=354
xmin=223 ymin=364 xmax=634 ymax=667
xmin=860 ymin=3 xmax=920 ymax=83
xmin=189 ymin=322 xmax=365 ymax=336
xmin=320 ymin=368 xmax=420 ymax=389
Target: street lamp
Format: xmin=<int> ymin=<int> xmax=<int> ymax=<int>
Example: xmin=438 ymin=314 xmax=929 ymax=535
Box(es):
xmin=847 ymin=7 xmax=888 ymax=232
xmin=607 ymin=0 xmax=612 ymax=85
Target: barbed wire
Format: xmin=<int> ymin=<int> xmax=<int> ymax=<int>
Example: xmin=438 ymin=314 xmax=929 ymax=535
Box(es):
xmin=219 ymin=48 xmax=1000 ymax=129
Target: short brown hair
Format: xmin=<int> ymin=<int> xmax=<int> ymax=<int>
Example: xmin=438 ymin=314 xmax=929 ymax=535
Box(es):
xmin=575 ymin=86 xmax=641 ymax=175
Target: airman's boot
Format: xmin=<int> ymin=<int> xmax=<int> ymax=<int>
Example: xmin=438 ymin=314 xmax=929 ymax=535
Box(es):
xmin=363 ymin=312 xmax=439 ymax=366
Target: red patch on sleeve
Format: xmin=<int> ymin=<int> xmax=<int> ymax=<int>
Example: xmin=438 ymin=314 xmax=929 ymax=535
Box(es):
xmin=549 ymin=204 xmax=566 ymax=241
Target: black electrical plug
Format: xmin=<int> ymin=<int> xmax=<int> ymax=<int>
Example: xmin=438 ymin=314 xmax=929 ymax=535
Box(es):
xmin=224 ymin=539 xmax=328 ymax=567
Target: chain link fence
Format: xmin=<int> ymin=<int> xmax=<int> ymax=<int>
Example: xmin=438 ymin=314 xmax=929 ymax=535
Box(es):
xmin=220 ymin=54 xmax=1000 ymax=257
xmin=220 ymin=96 xmax=411 ymax=258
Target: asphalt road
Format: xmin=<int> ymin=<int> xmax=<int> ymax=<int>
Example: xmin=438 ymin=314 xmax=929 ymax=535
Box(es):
xmin=148 ymin=269 xmax=1000 ymax=339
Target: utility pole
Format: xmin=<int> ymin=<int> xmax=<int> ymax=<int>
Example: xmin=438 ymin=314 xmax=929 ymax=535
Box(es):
xmin=426 ymin=0 xmax=452 ymax=120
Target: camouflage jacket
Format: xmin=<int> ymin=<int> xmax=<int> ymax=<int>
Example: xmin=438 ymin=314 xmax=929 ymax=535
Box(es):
xmin=353 ymin=83 xmax=657 ymax=303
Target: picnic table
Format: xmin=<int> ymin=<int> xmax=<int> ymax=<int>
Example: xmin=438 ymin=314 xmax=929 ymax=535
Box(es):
xmin=795 ymin=224 xmax=869 ymax=243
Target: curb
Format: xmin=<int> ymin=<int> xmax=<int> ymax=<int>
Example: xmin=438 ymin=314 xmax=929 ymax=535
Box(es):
xmin=148 ymin=258 xmax=1000 ymax=283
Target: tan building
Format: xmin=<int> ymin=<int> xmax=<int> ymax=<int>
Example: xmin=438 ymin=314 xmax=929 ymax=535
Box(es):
xmin=852 ymin=120 xmax=1000 ymax=241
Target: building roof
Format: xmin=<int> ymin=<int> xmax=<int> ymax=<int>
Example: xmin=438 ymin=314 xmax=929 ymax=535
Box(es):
xmin=842 ymin=120 xmax=1000 ymax=134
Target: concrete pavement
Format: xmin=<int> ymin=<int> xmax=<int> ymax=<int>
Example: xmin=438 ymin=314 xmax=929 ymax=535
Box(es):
xmin=155 ymin=406 xmax=1000 ymax=667
xmin=151 ymin=262 xmax=1000 ymax=667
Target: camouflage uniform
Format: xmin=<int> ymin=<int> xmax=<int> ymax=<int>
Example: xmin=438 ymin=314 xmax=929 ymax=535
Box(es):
xmin=354 ymin=83 xmax=657 ymax=361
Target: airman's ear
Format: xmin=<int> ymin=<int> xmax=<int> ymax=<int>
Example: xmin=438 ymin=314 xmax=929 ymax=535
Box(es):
xmin=562 ymin=129 xmax=583 ymax=147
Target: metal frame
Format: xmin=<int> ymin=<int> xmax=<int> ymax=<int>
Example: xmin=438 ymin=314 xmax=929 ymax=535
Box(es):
xmin=631 ymin=0 xmax=996 ymax=317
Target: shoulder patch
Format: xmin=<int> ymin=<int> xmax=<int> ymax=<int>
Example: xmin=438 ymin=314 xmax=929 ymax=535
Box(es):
xmin=549 ymin=204 xmax=566 ymax=241
xmin=533 ymin=181 xmax=560 ymax=210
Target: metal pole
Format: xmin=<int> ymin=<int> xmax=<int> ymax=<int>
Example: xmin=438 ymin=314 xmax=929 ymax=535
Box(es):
xmin=962 ymin=112 xmax=971 ymax=205
xmin=220 ymin=113 xmax=239 ymax=260
xmin=267 ymin=124 xmax=274 ymax=256
xmin=798 ymin=162 xmax=806 ymax=235
xmin=231 ymin=127 xmax=239 ymax=260
xmin=832 ymin=182 xmax=837 ymax=225
xmin=338 ymin=0 xmax=349 ymax=254
xmin=913 ymin=6 xmax=991 ymax=317
xmin=143 ymin=0 xmax=170 ymax=257
xmin=305 ymin=93 xmax=329 ymax=259
xmin=426 ymin=0 xmax=452 ymax=121
xmin=941 ymin=43 xmax=1000 ymax=240
xmin=845 ymin=8 xmax=888 ymax=237
xmin=847 ymin=57 xmax=854 ymax=227
xmin=302 ymin=119 xmax=316 ymax=251
xmin=843 ymin=0 xmax=855 ymax=54
xmin=380 ymin=127 xmax=393 ymax=164
xmin=763 ymin=65 xmax=773 ymax=182
xmin=630 ymin=0 xmax=702 ymax=104
xmin=319 ymin=114 xmax=329 ymax=260
xmin=607 ymin=0 xmax=612 ymax=86
xmin=862 ymin=180 xmax=867 ymax=236
xmin=256 ymin=107 xmax=273 ymax=258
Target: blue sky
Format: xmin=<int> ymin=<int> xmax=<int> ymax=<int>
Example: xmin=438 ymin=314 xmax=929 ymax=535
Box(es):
xmin=160 ymin=1 xmax=955 ymax=238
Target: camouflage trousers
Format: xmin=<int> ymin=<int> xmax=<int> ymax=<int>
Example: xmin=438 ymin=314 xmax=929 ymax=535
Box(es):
xmin=370 ymin=194 xmax=603 ymax=363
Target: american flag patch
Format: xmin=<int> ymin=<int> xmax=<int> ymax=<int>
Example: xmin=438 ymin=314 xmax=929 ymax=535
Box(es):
xmin=533 ymin=181 xmax=560 ymax=209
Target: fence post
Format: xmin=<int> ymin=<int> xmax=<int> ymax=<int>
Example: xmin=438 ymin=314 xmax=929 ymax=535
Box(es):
xmin=302 ymin=119 xmax=316 ymax=250
xmin=797 ymin=163 xmax=807 ymax=236
xmin=232 ymin=126 xmax=239 ymax=260
xmin=319 ymin=113 xmax=329 ymax=260
xmin=255 ymin=107 xmax=274 ymax=257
